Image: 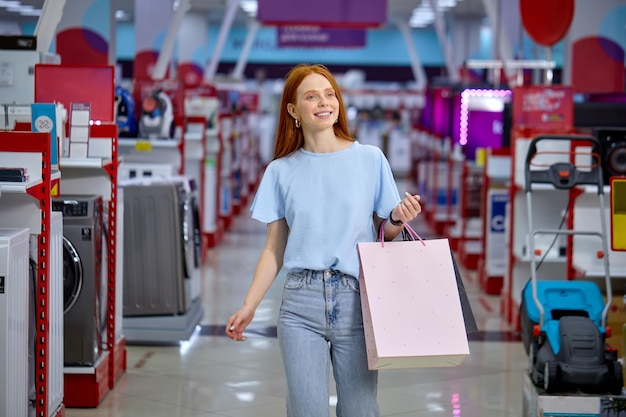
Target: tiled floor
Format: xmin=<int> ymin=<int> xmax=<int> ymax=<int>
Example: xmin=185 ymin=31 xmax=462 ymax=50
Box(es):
xmin=65 ymin=183 xmax=530 ymax=417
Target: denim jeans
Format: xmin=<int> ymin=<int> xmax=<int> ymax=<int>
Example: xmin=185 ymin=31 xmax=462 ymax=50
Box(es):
xmin=277 ymin=269 xmax=380 ymax=417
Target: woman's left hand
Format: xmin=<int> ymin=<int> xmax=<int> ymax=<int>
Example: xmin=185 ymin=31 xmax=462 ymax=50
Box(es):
xmin=392 ymin=193 xmax=422 ymax=225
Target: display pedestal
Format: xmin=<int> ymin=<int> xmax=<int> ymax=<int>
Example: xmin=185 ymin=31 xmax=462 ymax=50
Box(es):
xmin=63 ymin=351 xmax=110 ymax=408
xmin=522 ymin=373 xmax=625 ymax=417
xmin=123 ymin=297 xmax=204 ymax=343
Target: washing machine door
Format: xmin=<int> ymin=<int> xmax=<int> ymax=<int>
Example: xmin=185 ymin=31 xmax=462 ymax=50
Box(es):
xmin=179 ymin=190 xmax=195 ymax=279
xmin=190 ymin=195 xmax=202 ymax=268
xmin=62 ymin=237 xmax=83 ymax=314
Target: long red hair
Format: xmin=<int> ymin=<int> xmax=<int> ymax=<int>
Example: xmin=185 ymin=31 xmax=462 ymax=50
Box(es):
xmin=273 ymin=64 xmax=354 ymax=160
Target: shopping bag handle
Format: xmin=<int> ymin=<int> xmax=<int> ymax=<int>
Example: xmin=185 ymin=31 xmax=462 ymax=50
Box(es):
xmin=379 ymin=219 xmax=426 ymax=247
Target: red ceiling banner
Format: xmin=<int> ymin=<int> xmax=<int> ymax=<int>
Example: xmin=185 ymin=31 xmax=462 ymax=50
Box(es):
xmin=257 ymin=0 xmax=387 ymax=28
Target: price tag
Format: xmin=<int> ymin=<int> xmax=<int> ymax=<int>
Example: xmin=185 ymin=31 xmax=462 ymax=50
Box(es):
xmin=135 ymin=140 xmax=152 ymax=152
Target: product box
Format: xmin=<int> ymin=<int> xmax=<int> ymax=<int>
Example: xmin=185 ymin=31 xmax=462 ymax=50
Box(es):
xmin=69 ymin=101 xmax=90 ymax=159
xmin=31 ymin=103 xmax=59 ymax=167
xmin=69 ymin=142 xmax=88 ymax=159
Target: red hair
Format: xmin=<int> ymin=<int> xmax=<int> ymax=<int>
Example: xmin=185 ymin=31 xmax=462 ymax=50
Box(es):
xmin=273 ymin=64 xmax=354 ymax=160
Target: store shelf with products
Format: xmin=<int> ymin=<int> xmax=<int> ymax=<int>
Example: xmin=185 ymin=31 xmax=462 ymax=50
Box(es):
xmin=217 ymin=94 xmax=236 ymax=232
xmin=117 ymin=130 xmax=185 ymax=176
xmin=33 ymin=63 xmax=126 ymax=406
xmin=58 ymin=123 xmax=125 ymax=405
xmin=477 ymin=148 xmax=511 ymax=295
xmin=0 ymin=131 xmax=65 ymax=417
xmin=418 ymin=135 xmax=461 ymax=236
xmin=454 ymin=160 xmax=484 ymax=270
xmin=571 ymin=188 xmax=626 ymax=280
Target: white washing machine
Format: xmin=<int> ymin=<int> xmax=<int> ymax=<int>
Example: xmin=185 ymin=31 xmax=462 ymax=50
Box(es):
xmin=0 ymin=228 xmax=30 ymax=417
xmin=52 ymin=195 xmax=104 ymax=366
xmin=121 ymin=177 xmax=196 ymax=316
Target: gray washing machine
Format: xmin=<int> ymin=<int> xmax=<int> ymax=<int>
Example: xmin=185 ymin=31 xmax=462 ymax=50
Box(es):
xmin=52 ymin=195 xmax=103 ymax=366
xmin=121 ymin=178 xmax=193 ymax=316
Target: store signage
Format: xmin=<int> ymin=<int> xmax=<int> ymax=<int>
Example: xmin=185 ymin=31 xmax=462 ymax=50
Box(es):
xmin=258 ymin=0 xmax=386 ymax=28
xmin=486 ymin=190 xmax=508 ymax=276
xmin=277 ymin=26 xmax=366 ymax=48
xmin=512 ymin=85 xmax=573 ymax=130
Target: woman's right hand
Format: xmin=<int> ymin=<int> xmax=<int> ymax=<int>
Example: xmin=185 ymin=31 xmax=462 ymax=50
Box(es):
xmin=226 ymin=305 xmax=255 ymax=341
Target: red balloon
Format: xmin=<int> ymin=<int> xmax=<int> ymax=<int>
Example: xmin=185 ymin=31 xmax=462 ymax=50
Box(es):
xmin=520 ymin=0 xmax=575 ymax=46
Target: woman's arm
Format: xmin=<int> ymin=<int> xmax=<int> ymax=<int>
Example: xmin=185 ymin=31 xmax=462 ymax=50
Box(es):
xmin=373 ymin=193 xmax=422 ymax=241
xmin=226 ymin=218 xmax=289 ymax=341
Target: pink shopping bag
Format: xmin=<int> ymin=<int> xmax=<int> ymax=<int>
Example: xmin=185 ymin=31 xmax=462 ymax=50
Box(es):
xmin=357 ymin=223 xmax=470 ymax=370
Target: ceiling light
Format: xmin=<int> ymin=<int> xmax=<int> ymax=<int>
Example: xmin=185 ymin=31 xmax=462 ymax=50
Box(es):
xmin=0 ymin=1 xmax=21 ymax=7
xmin=240 ymin=0 xmax=257 ymax=16
xmin=115 ymin=9 xmax=130 ymax=20
xmin=8 ymin=5 xmax=32 ymax=12
xmin=19 ymin=9 xmax=41 ymax=16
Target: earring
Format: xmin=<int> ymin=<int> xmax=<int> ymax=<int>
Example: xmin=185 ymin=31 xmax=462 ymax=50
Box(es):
xmin=334 ymin=118 xmax=338 ymax=124
xmin=295 ymin=118 xmax=301 ymax=128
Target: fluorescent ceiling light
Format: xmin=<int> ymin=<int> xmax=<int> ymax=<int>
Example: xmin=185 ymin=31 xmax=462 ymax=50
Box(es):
xmin=8 ymin=5 xmax=32 ymax=12
xmin=115 ymin=9 xmax=130 ymax=20
xmin=0 ymin=1 xmax=21 ymax=7
xmin=19 ymin=9 xmax=40 ymax=16
xmin=240 ymin=0 xmax=257 ymax=16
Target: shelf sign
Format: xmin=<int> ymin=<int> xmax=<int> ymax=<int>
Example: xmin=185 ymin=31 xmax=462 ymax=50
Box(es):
xmin=486 ymin=190 xmax=508 ymax=275
xmin=512 ymin=85 xmax=573 ymax=130
xmin=278 ymin=26 xmax=366 ymax=48
xmin=258 ymin=0 xmax=386 ymax=28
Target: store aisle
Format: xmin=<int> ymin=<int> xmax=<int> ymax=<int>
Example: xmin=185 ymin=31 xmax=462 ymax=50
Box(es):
xmin=66 ymin=184 xmax=528 ymax=417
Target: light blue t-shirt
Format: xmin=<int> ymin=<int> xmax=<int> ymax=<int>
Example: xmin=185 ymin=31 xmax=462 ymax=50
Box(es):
xmin=250 ymin=141 xmax=401 ymax=278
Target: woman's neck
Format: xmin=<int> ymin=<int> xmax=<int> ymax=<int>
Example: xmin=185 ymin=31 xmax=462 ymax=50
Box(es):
xmin=302 ymin=131 xmax=351 ymax=153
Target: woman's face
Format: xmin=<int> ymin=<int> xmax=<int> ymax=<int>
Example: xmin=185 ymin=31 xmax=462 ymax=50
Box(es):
xmin=288 ymin=73 xmax=339 ymax=132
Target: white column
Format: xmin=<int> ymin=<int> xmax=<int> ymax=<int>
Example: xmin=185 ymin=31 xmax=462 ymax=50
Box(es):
xmin=481 ymin=0 xmax=517 ymax=85
xmin=204 ymin=0 xmax=241 ymax=82
xmin=426 ymin=0 xmax=459 ymax=83
xmin=232 ymin=18 xmax=260 ymax=80
xmin=394 ymin=19 xmax=427 ymax=91
xmin=152 ymin=0 xmax=191 ymax=80
xmin=34 ymin=0 xmax=67 ymax=53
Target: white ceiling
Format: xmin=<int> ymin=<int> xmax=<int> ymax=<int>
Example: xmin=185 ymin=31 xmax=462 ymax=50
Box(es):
xmin=2 ymin=0 xmax=487 ymax=28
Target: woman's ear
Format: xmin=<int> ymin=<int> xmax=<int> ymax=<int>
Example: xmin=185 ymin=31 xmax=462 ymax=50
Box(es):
xmin=287 ymin=103 xmax=297 ymax=119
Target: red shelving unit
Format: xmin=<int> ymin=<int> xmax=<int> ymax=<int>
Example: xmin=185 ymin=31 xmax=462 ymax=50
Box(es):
xmin=0 ymin=131 xmax=65 ymax=417
xmin=34 ymin=64 xmax=126 ymax=406
xmin=59 ymin=123 xmax=125 ymax=406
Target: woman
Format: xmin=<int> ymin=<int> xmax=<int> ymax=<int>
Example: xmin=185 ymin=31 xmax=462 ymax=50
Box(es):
xmin=226 ymin=64 xmax=421 ymax=417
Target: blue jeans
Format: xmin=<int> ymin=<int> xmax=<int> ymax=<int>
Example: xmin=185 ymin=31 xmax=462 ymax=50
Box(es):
xmin=278 ymin=269 xmax=380 ymax=417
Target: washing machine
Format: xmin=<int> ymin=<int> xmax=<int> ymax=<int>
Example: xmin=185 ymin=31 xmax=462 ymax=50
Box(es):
xmin=0 ymin=228 xmax=30 ymax=417
xmin=121 ymin=177 xmax=194 ymax=316
xmin=52 ymin=195 xmax=104 ymax=366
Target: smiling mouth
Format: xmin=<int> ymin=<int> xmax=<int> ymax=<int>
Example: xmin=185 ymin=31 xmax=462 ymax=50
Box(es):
xmin=315 ymin=111 xmax=332 ymax=118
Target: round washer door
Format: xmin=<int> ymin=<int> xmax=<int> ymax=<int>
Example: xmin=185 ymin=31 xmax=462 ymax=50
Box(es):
xmin=62 ymin=236 xmax=83 ymax=314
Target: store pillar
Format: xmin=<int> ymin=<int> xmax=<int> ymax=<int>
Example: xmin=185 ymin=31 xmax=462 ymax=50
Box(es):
xmin=55 ymin=0 xmax=115 ymax=65
xmin=449 ymin=15 xmax=484 ymax=83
